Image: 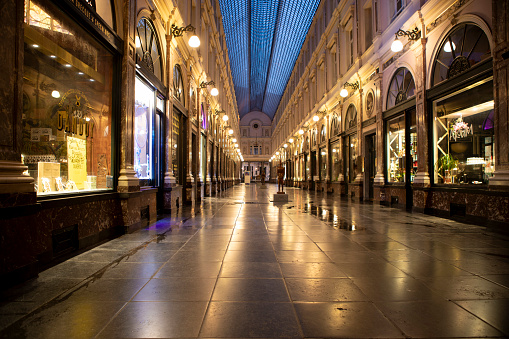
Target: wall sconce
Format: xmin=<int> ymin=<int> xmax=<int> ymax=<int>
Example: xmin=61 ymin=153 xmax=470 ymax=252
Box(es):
xmin=313 ymin=115 xmax=320 ymax=122
xmin=340 ymin=81 xmax=360 ymax=97
xmin=232 ymin=138 xmax=237 ymax=143
xmin=200 ymin=80 xmax=218 ymax=96
xmin=298 ymin=129 xmax=304 ymax=135
xmin=289 ymin=138 xmax=294 ymax=143
xmin=228 ymin=129 xmax=234 ymax=135
xmin=222 ymin=114 xmax=229 ymax=122
xmin=391 ymin=28 xmax=420 ymax=52
xmin=171 ymin=24 xmax=200 ymax=48
xmin=284 ymin=144 xmax=288 ymax=148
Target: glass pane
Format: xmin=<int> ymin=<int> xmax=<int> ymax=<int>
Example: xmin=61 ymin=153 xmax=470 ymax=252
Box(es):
xmin=387 ymin=115 xmax=405 ymax=183
xmin=172 ymin=112 xmax=181 ymax=184
xmin=433 ymin=85 xmax=494 ymax=184
xmin=22 ymin=0 xmax=113 ymax=195
xmin=409 ymin=112 xmax=417 ymax=182
xmin=134 ymin=78 xmax=154 ymax=182
xmin=331 ymin=141 xmax=341 ymax=181
xmin=347 ymin=134 xmax=358 ymax=183
xmin=320 ymin=147 xmax=327 ymax=180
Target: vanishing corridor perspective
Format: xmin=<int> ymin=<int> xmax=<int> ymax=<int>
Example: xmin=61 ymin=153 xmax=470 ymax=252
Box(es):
xmin=1 ymin=0 xmax=509 ymax=338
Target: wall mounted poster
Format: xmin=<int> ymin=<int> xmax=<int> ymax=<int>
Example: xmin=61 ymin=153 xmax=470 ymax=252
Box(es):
xmin=67 ymin=136 xmax=87 ymax=189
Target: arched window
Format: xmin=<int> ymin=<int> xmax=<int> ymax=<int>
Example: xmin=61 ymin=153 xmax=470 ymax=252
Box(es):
xmin=330 ymin=115 xmax=340 ymax=136
xmin=173 ymin=64 xmax=185 ymax=105
xmin=345 ymin=104 xmax=357 ymax=130
xmin=135 ymin=18 xmax=163 ymax=80
xmin=320 ymin=124 xmax=327 ymax=143
xmin=432 ymin=23 xmax=490 ymax=86
xmin=311 ymin=129 xmax=317 ymax=146
xmin=305 ymin=136 xmax=309 ymax=151
xmin=387 ymin=67 xmax=415 ymax=109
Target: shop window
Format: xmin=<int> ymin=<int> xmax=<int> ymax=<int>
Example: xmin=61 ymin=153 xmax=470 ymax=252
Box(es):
xmin=387 ymin=67 xmax=415 ymax=109
xmin=386 ymin=111 xmax=417 ymax=183
xmin=432 ymin=23 xmax=491 ymax=86
xmin=330 ymin=115 xmax=340 ymax=136
xmin=345 ymin=104 xmax=357 ymax=129
xmin=345 ymin=134 xmax=358 ymax=183
xmin=172 ymin=110 xmax=181 ymax=184
xmin=135 ymin=18 xmax=162 ymax=80
xmin=432 ymin=80 xmax=494 ymax=185
xmin=173 ymin=64 xmax=185 ymax=105
xmin=134 ymin=78 xmax=154 ymax=185
xmin=319 ymin=147 xmax=327 ymax=180
xmin=387 ymin=116 xmax=405 ymax=183
xmin=331 ymin=141 xmax=341 ymax=181
xmin=22 ymin=0 xmax=114 ymax=195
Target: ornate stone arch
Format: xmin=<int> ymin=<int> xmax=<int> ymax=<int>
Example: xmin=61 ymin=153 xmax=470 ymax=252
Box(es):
xmin=430 ymin=22 xmax=491 ymax=87
xmin=135 ymin=17 xmax=163 ymax=80
xmin=345 ymin=104 xmax=357 ymax=130
xmin=386 ymin=67 xmax=415 ymax=110
xmin=173 ymin=64 xmax=185 ymax=106
xmin=330 ymin=114 xmax=340 ymax=136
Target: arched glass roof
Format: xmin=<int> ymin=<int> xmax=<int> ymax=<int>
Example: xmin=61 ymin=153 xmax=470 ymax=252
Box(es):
xmin=219 ymin=0 xmax=320 ymax=120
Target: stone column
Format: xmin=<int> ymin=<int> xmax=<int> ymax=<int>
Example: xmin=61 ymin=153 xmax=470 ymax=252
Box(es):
xmin=413 ymin=14 xmax=431 ymax=186
xmin=163 ymin=29 xmax=177 ymax=213
xmin=0 ymin=0 xmax=38 ymax=284
xmin=118 ymin=0 xmax=139 ymax=194
xmin=185 ymin=73 xmax=194 ymax=204
xmin=373 ymin=73 xmax=385 ymax=203
xmin=490 ymin=0 xmax=509 ymax=186
xmin=0 ymin=0 xmax=35 ymax=202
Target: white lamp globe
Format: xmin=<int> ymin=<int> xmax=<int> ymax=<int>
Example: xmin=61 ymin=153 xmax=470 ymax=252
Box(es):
xmin=340 ymin=88 xmax=348 ymax=98
xmin=188 ymin=35 xmax=200 ymax=48
xmin=391 ymin=39 xmax=403 ymax=52
xmin=222 ymin=114 xmax=229 ymax=122
xmin=313 ymin=115 xmax=319 ymax=122
xmin=210 ymin=87 xmax=219 ymax=96
xmin=298 ymin=129 xmax=304 ymax=135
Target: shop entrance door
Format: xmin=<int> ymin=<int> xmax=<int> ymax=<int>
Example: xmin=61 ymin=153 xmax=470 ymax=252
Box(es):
xmin=365 ymin=133 xmax=376 ymax=201
xmin=154 ymin=110 xmax=165 ymax=212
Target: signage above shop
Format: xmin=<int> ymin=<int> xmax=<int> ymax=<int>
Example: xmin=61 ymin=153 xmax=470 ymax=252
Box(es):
xmin=61 ymin=0 xmax=122 ymax=51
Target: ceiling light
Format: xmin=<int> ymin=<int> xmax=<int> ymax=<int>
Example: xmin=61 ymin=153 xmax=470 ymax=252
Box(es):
xmin=50 ymin=55 xmax=56 ymax=59
xmin=32 ymin=44 xmax=39 ymax=48
xmin=65 ymin=64 xmax=72 ymax=68
xmin=276 ymin=152 xmax=279 ymax=155
xmin=78 ymin=72 xmax=84 ymax=75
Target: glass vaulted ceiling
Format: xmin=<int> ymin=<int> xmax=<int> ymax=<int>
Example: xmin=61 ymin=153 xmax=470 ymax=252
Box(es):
xmin=219 ymin=0 xmax=320 ymax=120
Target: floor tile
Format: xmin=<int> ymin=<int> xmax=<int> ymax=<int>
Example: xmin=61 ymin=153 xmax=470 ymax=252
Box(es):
xmin=375 ymin=300 xmax=503 ymax=337
xmin=97 ymin=301 xmax=208 ymax=338
xmin=133 ymin=278 xmax=216 ymax=301
xmin=294 ymin=302 xmax=404 ymax=338
xmin=212 ymin=278 xmax=289 ymax=302
xmin=286 ymin=278 xmax=368 ymax=302
xmin=199 ymin=302 xmax=301 ymax=338
xmin=455 ymin=299 xmax=509 ymax=335
xmin=279 ymin=262 xmax=347 ymax=278
xmin=219 ymin=262 xmax=282 ymax=278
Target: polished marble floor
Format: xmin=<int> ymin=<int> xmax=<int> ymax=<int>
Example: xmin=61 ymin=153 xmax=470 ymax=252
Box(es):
xmin=1 ymin=183 xmax=509 ymax=338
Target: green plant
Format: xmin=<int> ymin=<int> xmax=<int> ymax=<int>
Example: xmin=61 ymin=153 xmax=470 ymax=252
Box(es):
xmin=436 ymin=153 xmax=458 ymax=173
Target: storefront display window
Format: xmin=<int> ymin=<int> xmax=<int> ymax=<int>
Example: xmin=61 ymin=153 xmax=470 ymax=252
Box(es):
xmin=386 ymin=112 xmax=417 ymax=183
xmin=345 ymin=134 xmax=357 ymax=183
xmin=319 ymin=147 xmax=327 ymax=180
xmin=387 ymin=116 xmax=405 ymax=183
xmin=433 ymin=80 xmax=494 ymax=184
xmin=331 ymin=141 xmax=340 ymax=181
xmin=22 ymin=0 xmax=114 ymax=195
xmin=134 ymin=78 xmax=154 ymax=184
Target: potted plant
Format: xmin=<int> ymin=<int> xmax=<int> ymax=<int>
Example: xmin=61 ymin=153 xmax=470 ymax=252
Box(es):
xmin=436 ymin=153 xmax=458 ymax=183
